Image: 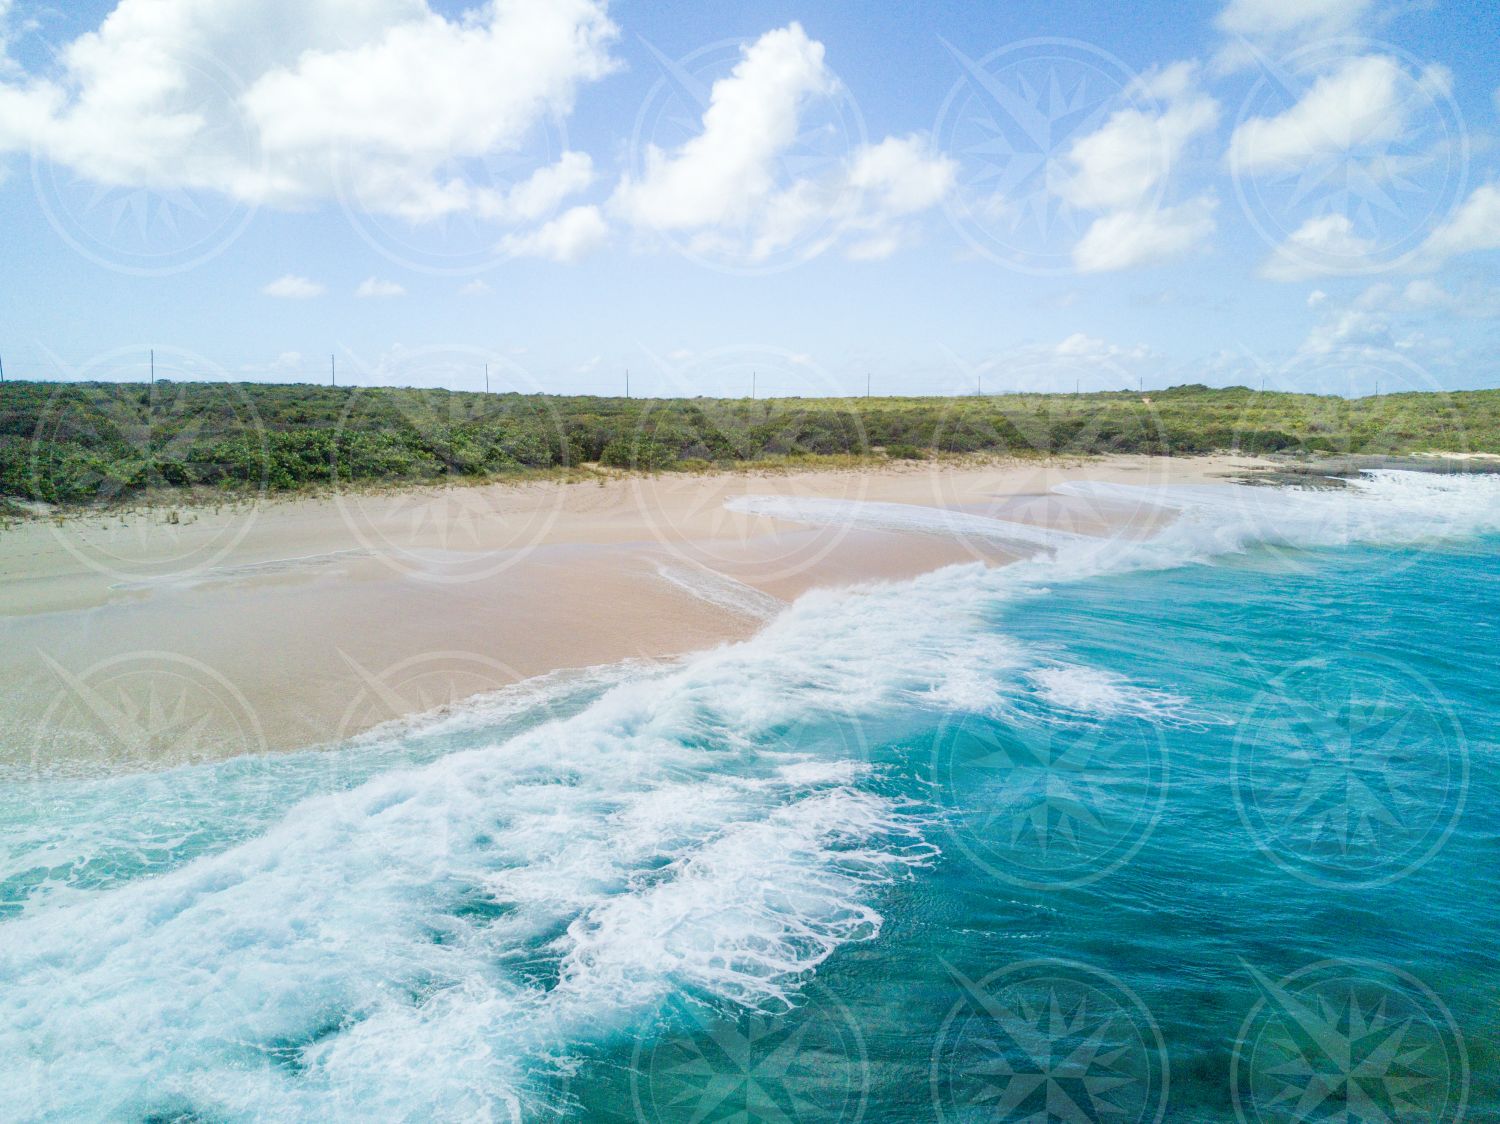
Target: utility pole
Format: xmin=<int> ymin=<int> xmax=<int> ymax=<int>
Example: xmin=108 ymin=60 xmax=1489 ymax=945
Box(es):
xmin=0 ymin=352 xmax=5 ymax=384
xmin=625 ymin=369 xmax=630 ymax=399
xmin=331 ymin=354 xmax=336 ymax=387
xmin=150 ymin=348 xmax=155 ymax=385
xmin=866 ymin=372 xmax=871 ymax=399
xmin=752 ymin=370 xmax=756 ymax=400
xmin=484 ymin=363 xmax=489 ymax=394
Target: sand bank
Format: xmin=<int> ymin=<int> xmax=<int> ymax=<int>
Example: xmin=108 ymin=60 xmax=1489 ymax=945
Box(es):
xmin=0 ymin=455 xmax=1268 ymax=770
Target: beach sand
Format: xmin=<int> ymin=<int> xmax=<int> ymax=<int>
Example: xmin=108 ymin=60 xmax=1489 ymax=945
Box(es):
xmin=0 ymin=455 xmax=1268 ymax=770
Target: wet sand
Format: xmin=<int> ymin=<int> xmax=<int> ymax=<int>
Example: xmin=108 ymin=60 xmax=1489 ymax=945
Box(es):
xmin=0 ymin=455 xmax=1268 ymax=768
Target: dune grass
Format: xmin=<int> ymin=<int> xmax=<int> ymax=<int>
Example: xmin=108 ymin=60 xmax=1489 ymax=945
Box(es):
xmin=3 ymin=380 xmax=1496 ymax=508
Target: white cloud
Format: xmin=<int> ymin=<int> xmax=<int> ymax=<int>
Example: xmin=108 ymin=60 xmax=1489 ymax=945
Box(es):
xmin=847 ymin=135 xmax=956 ymax=216
xmin=263 ymin=274 xmax=325 ymax=299
xmin=0 ymin=0 xmax=616 ymax=220
xmin=610 ymin=24 xmax=953 ymax=264
xmin=458 ymin=279 xmax=493 ymax=297
xmin=477 ymin=151 xmax=596 ymax=223
xmin=1062 ymin=66 xmax=1220 ymax=211
xmin=1259 ymin=213 xmax=1379 ymax=280
xmin=1300 ymin=306 xmax=1394 ymax=354
xmin=356 ymin=277 xmax=405 ymax=299
xmin=500 ymin=204 xmax=608 ymax=263
xmin=1213 ymin=0 xmax=1375 ymax=70
xmin=1308 ymin=289 xmax=1328 ymax=307
xmin=1297 ymin=274 xmax=1500 ymax=359
xmin=613 ymin=23 xmax=832 ymax=232
xmin=1054 ymin=333 xmax=1154 ymax=362
xmin=1412 ymin=184 xmax=1500 ymax=270
xmin=1058 ymin=63 xmax=1220 ymax=272
xmin=1351 ymin=276 xmax=1500 ymax=319
xmin=1229 ymin=55 xmax=1424 ymax=174
xmin=1216 ymin=0 xmax=1374 ymax=40
xmin=1074 ymin=196 xmax=1219 ymax=273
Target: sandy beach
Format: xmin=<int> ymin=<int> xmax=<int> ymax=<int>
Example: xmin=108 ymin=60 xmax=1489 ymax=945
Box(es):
xmin=0 ymin=455 xmax=1267 ymax=770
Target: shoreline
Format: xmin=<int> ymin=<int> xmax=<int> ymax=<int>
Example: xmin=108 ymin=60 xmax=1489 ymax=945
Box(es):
xmin=0 ymin=454 xmax=1270 ymax=771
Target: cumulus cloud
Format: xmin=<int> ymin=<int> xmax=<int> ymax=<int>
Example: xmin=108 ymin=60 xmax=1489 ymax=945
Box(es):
xmin=1054 ymin=333 xmax=1155 ymax=363
xmin=1060 ymin=64 xmax=1220 ymax=272
xmin=1229 ymin=56 xmax=1443 ymax=175
xmin=1214 ymin=0 xmax=1375 ymax=70
xmin=500 ymin=204 xmax=608 ymax=263
xmin=1411 ymin=184 xmax=1500 ymax=270
xmin=610 ymin=24 xmax=954 ymax=264
xmin=1259 ymin=213 xmax=1379 ymax=280
xmin=356 ymin=277 xmax=405 ymax=299
xmin=1061 ymin=64 xmax=1220 ymax=212
xmin=1300 ymin=306 xmax=1394 ymax=355
xmin=1298 ymin=274 xmax=1500 ymax=359
xmin=263 ymin=274 xmax=325 ymax=299
xmin=458 ymin=279 xmax=493 ymax=297
xmin=0 ymin=0 xmax=616 ymax=220
xmin=1074 ymin=198 xmax=1219 ymax=273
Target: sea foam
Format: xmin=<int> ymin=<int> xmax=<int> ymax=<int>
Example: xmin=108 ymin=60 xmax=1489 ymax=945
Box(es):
xmin=3 ymin=469 xmax=1498 ymax=1121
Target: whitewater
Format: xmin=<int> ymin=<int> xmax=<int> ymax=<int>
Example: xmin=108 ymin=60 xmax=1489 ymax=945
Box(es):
xmin=2 ymin=469 xmax=1498 ymax=1121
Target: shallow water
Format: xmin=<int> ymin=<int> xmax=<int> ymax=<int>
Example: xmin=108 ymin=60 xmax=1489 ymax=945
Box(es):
xmin=2 ymin=471 xmax=1497 ymax=1122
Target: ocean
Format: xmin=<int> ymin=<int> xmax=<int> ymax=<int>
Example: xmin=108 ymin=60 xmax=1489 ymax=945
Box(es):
xmin=1 ymin=470 xmax=1497 ymax=1122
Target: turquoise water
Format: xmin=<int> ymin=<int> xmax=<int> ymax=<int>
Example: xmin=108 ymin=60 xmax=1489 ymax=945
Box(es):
xmin=1 ymin=472 xmax=1497 ymax=1122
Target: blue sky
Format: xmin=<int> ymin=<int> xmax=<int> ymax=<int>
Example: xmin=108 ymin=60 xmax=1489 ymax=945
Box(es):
xmin=1 ymin=0 xmax=1498 ymax=397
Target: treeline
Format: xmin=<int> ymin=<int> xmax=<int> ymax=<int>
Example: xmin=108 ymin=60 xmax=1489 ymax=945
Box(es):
xmin=1 ymin=380 xmax=1496 ymax=507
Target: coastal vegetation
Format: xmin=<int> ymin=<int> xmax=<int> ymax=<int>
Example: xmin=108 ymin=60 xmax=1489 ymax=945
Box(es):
xmin=3 ymin=380 xmax=1497 ymax=508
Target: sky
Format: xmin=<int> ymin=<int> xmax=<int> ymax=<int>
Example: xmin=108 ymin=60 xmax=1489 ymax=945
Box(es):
xmin=1 ymin=0 xmax=1498 ymax=398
